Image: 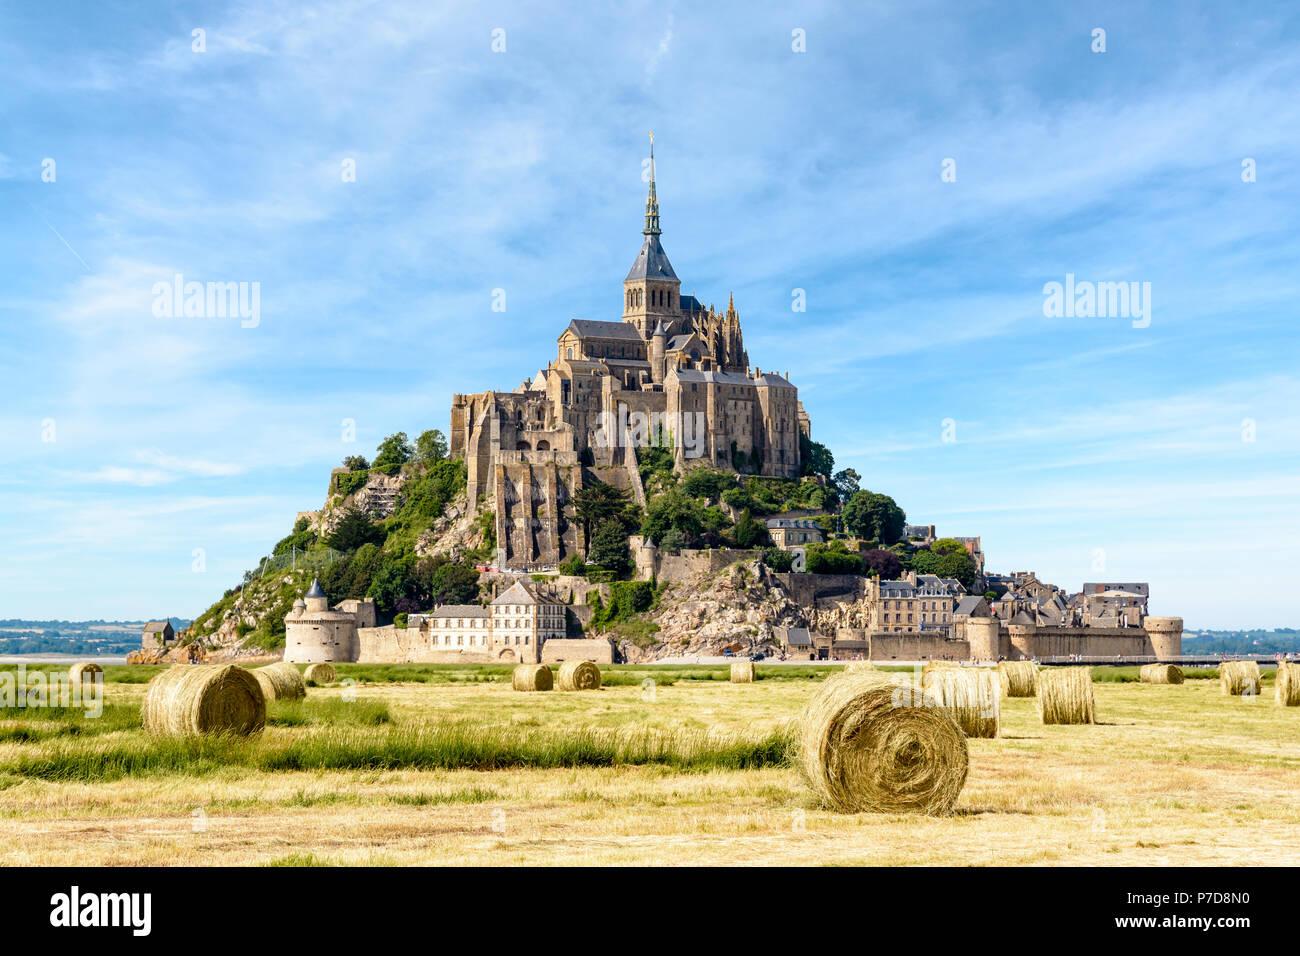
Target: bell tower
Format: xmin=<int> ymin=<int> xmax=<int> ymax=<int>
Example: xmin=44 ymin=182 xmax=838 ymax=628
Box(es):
xmin=623 ymin=134 xmax=682 ymax=338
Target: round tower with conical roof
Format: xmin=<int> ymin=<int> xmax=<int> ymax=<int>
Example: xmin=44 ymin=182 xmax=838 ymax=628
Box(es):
xmin=284 ymin=578 xmax=359 ymax=663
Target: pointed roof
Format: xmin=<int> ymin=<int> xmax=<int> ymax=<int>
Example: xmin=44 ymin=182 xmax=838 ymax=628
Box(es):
xmin=491 ymin=580 xmax=540 ymax=606
xmin=643 ymin=138 xmax=661 ymax=237
xmin=653 ymin=321 xmax=669 ymax=337
xmin=626 ymin=234 xmax=678 ymax=282
xmin=306 ymin=578 xmax=326 ymax=599
xmin=626 ymin=139 xmax=678 ymax=282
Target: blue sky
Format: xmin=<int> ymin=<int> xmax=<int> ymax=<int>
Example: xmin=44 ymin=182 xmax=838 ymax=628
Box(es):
xmin=1 ymin=1 xmax=1297 ymax=627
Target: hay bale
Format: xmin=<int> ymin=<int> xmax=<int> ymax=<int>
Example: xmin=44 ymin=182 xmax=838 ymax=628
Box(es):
xmin=1038 ymin=667 xmax=1095 ymax=724
xmin=1139 ymin=663 xmax=1184 ymax=685
xmin=843 ymin=661 xmax=875 ymax=674
xmin=797 ymin=670 xmax=968 ymax=815
xmin=920 ymin=666 xmax=999 ymax=738
xmin=512 ymin=663 xmax=553 ymax=692
xmin=303 ymin=662 xmax=336 ymax=686
xmin=252 ymin=661 xmax=306 ymax=701
xmin=141 ymin=664 xmax=266 ymax=737
xmin=731 ymin=661 xmax=755 ymax=683
xmin=1219 ymin=661 xmax=1261 ymax=696
xmin=1275 ymin=662 xmax=1300 ymax=706
xmin=68 ymin=662 xmax=102 ymax=684
xmin=997 ymin=661 xmax=1038 ymax=698
xmin=557 ymin=660 xmax=602 ymax=692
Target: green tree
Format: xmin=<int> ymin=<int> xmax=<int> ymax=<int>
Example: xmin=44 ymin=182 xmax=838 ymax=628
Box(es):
xmin=831 ymin=467 xmax=861 ymax=507
xmin=640 ymin=488 xmax=707 ymax=546
xmin=931 ymin=537 xmax=967 ymax=556
xmin=842 ymin=490 xmax=907 ymax=545
xmin=588 ymin=519 xmax=632 ymax=577
xmin=805 ymin=540 xmax=865 ymax=575
xmin=326 ymin=507 xmax=386 ymax=552
xmin=367 ymin=551 xmax=416 ymax=614
xmin=558 ymin=554 xmax=588 ymax=576
xmin=415 ymin=428 xmax=448 ymax=462
xmin=682 ymin=467 xmax=735 ymax=502
xmin=799 ymin=434 xmax=834 ymax=482
xmin=734 ymin=508 xmax=769 ymax=549
xmin=374 ymin=432 xmax=414 ymax=471
xmin=430 ymin=560 xmax=481 ymax=605
xmin=571 ymin=481 xmax=636 ymax=549
xmin=342 ymin=454 xmax=370 ymax=471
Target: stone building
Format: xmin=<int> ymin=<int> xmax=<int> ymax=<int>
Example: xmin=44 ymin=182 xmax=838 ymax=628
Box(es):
xmin=450 ymin=146 xmax=810 ymax=567
xmin=283 ymin=579 xmax=375 ymax=664
xmin=141 ymin=620 xmax=176 ymax=649
xmin=766 ymin=517 xmax=824 ymax=549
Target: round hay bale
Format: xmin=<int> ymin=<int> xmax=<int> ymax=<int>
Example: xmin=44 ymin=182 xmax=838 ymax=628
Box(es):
xmin=997 ymin=661 xmax=1038 ymax=698
xmin=303 ymin=662 xmax=336 ymax=686
xmin=1139 ymin=663 xmax=1184 ymax=685
xmin=730 ymin=661 xmax=755 ymax=683
xmin=68 ymin=662 xmax=102 ymax=684
xmin=1219 ymin=661 xmax=1261 ymax=697
xmin=512 ymin=663 xmax=553 ymax=692
xmin=920 ymin=666 xmax=1000 ymax=738
xmin=252 ymin=661 xmax=306 ymax=701
xmin=797 ymin=670 xmax=968 ymax=815
xmin=1038 ymin=667 xmax=1095 ymax=725
xmin=141 ymin=664 xmax=266 ymax=737
xmin=843 ymin=661 xmax=875 ymax=674
xmin=1275 ymin=662 xmax=1300 ymax=707
xmin=557 ymin=660 xmax=601 ymax=692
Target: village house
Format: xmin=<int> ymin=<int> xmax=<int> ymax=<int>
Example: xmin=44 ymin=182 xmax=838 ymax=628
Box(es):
xmin=140 ymin=620 xmax=176 ymax=649
xmin=765 ymin=517 xmax=824 ymax=549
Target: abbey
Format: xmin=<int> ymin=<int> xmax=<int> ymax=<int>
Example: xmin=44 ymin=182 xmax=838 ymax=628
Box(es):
xmin=450 ymin=146 xmax=811 ymax=568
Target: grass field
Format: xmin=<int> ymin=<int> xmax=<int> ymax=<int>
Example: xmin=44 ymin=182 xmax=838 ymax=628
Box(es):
xmin=0 ymin=662 xmax=1295 ymax=866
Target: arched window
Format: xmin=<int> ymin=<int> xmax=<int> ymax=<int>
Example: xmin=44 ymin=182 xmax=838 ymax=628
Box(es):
xmin=566 ymin=347 xmax=573 ymax=360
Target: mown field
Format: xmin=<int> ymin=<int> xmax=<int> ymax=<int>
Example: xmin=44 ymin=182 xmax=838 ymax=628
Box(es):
xmin=0 ymin=662 xmax=1295 ymax=866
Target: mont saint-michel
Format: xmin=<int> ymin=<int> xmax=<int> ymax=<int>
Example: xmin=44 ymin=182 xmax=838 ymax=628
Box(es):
xmin=139 ymin=147 xmax=1187 ymax=673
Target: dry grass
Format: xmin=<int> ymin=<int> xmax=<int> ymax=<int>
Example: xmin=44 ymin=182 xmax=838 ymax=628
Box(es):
xmin=252 ymin=663 xmax=306 ymax=701
xmin=1220 ymin=661 xmax=1261 ymax=697
xmin=0 ymin=666 xmax=1298 ymax=865
xmin=141 ymin=665 xmax=266 ymax=737
xmin=303 ymin=663 xmax=336 ymax=686
xmin=1139 ymin=664 xmax=1184 ymax=685
xmin=921 ymin=666 xmax=1000 ymax=738
xmin=557 ymin=661 xmax=601 ymax=692
xmin=998 ymin=661 xmax=1038 ymax=698
xmin=798 ymin=671 xmax=967 ymax=814
xmin=1277 ymin=663 xmax=1300 ymax=707
xmin=511 ymin=664 xmax=553 ymax=692
xmin=1038 ymin=668 xmax=1095 ymax=725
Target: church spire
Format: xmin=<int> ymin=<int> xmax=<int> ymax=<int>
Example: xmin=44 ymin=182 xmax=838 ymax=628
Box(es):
xmin=644 ymin=132 xmax=661 ymax=236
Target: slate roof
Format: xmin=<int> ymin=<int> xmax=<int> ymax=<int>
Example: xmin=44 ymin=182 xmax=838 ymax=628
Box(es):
xmin=429 ymin=604 xmax=488 ymax=619
xmin=674 ymin=369 xmax=793 ymax=387
xmin=565 ymin=319 xmax=644 ymax=342
xmin=625 ymin=235 xmax=678 ymax=281
xmin=784 ymin=627 xmax=812 ymax=647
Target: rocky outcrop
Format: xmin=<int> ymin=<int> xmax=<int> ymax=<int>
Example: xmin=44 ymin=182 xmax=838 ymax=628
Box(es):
xmin=416 ymin=491 xmax=491 ymax=560
xmin=619 ymin=560 xmax=810 ymax=662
